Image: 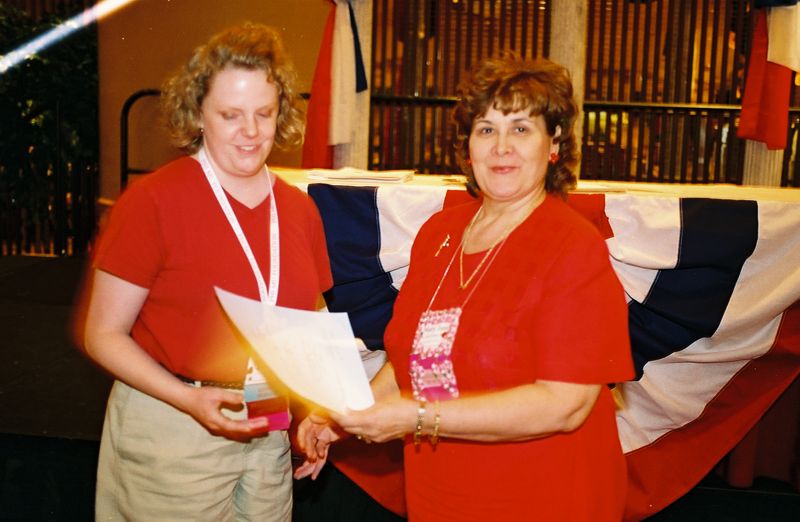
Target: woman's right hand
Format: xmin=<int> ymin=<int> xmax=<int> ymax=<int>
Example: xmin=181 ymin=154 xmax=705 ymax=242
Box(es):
xmin=85 ymin=270 xmax=267 ymax=442
xmin=178 ymin=385 xmax=265 ymax=441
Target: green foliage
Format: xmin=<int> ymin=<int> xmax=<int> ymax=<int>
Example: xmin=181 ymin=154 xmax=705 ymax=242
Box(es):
xmin=0 ymin=2 xmax=98 ymax=252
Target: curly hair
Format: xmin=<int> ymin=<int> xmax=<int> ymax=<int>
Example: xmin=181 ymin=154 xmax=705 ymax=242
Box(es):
xmin=161 ymin=23 xmax=305 ymax=154
xmin=453 ymin=54 xmax=579 ymax=198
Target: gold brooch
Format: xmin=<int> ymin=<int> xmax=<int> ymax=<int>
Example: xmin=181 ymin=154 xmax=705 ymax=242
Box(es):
xmin=434 ymin=234 xmax=450 ymax=257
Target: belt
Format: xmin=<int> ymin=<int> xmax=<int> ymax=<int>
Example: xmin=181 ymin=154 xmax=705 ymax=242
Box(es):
xmin=174 ymin=373 xmax=243 ymax=390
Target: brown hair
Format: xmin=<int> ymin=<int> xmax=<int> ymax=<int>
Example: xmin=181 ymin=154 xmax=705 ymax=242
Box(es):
xmin=453 ymin=54 xmax=579 ymax=198
xmin=161 ymin=22 xmax=304 ymax=153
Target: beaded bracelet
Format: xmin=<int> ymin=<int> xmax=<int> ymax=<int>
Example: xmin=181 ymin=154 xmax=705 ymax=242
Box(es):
xmin=430 ymin=401 xmax=441 ymax=447
xmin=413 ymin=400 xmax=426 ymax=446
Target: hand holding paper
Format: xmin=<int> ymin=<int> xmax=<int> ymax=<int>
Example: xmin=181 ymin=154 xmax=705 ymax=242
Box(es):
xmin=214 ymin=287 xmax=374 ymax=414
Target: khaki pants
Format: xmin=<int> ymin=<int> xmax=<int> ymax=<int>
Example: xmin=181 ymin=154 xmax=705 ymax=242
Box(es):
xmin=95 ymin=380 xmax=292 ymax=521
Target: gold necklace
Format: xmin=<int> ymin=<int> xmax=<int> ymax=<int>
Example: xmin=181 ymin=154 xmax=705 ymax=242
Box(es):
xmin=459 ymin=207 xmax=514 ymax=290
xmin=459 ymin=243 xmax=498 ymax=290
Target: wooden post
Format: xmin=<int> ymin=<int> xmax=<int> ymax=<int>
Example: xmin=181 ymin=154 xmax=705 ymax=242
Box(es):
xmin=549 ymin=0 xmax=587 ymax=179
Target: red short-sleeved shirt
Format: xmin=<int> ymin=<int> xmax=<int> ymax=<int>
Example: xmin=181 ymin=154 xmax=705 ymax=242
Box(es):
xmin=93 ymin=157 xmax=332 ymax=382
xmin=385 ymin=195 xmax=634 ymax=521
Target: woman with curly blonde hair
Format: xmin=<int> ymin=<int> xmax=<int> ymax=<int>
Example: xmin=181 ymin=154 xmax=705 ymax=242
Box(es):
xmin=299 ymin=54 xmax=633 ymax=521
xmin=83 ymin=23 xmax=331 ymax=520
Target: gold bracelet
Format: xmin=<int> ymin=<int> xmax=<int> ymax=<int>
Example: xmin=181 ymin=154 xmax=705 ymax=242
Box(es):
xmin=413 ymin=400 xmax=426 ymax=446
xmin=430 ymin=401 xmax=440 ymax=447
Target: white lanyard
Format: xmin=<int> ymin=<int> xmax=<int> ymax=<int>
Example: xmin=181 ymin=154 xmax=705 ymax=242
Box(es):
xmin=197 ymin=148 xmax=279 ymax=306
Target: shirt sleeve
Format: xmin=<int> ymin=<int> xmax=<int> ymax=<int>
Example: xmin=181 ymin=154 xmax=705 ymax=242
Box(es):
xmin=528 ymin=232 xmax=634 ymax=384
xmin=92 ymin=182 xmax=165 ymax=289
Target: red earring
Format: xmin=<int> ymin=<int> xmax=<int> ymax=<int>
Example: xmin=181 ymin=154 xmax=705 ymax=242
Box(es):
xmin=549 ymin=152 xmax=559 ymax=164
xmin=465 ymin=159 xmax=472 ymax=167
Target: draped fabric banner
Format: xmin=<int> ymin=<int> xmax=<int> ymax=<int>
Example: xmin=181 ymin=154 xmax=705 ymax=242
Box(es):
xmin=280 ymin=171 xmax=800 ymax=519
xmin=329 ymin=0 xmax=356 ymax=146
xmin=767 ymin=3 xmax=800 ymax=71
xmin=737 ymin=6 xmax=797 ymax=149
xmin=606 ymin=193 xmax=800 ymax=519
xmin=301 ymin=0 xmax=368 ymax=167
xmin=301 ymin=1 xmax=336 ymax=169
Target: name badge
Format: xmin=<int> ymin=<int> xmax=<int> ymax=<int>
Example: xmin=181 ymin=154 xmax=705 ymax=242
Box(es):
xmin=244 ymin=363 xmax=290 ymax=432
xmin=409 ymin=307 xmax=461 ymax=401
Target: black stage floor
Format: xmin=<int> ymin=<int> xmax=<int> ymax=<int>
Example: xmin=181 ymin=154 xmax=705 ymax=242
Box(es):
xmin=1 ymin=255 xmax=798 ymax=521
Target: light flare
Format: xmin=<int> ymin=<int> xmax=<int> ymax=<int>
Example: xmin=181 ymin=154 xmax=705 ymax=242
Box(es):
xmin=0 ymin=0 xmax=137 ymax=75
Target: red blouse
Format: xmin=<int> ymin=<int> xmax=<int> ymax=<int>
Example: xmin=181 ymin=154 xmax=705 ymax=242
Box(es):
xmin=385 ymin=194 xmax=634 ymax=521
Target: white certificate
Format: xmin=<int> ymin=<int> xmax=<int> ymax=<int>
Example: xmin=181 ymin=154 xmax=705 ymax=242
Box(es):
xmin=214 ymin=287 xmax=375 ymax=414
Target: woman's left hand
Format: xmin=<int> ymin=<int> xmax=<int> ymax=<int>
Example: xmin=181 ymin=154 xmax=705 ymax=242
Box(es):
xmin=331 ymin=395 xmax=417 ymax=444
xmin=292 ymin=412 xmax=339 ymax=480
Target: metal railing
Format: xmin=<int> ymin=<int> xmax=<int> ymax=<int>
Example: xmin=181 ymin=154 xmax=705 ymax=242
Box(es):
xmin=582 ymin=101 xmax=746 ymax=184
xmin=120 ymin=88 xmax=161 ymax=190
xmin=583 ymin=102 xmax=800 ymax=186
xmin=368 ymin=93 xmax=799 ymax=186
